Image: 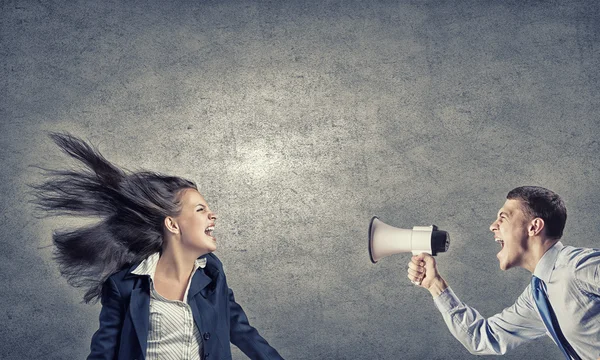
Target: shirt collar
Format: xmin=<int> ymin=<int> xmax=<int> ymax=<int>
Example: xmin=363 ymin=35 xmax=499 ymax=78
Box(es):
xmin=131 ymin=252 xmax=207 ymax=280
xmin=532 ymin=241 xmax=564 ymax=283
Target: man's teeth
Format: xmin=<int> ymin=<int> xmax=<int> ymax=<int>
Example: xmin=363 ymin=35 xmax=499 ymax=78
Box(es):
xmin=495 ymin=238 xmax=504 ymax=245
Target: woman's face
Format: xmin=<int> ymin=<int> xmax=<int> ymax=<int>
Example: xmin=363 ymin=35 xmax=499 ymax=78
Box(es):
xmin=173 ymin=188 xmax=217 ymax=255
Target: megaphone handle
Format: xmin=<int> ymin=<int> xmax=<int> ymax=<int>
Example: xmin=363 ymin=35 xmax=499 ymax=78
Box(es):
xmin=410 ymin=250 xmax=431 ymax=286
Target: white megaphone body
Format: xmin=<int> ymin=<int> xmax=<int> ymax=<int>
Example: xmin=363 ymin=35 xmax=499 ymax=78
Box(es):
xmin=368 ymin=216 xmax=450 ymax=263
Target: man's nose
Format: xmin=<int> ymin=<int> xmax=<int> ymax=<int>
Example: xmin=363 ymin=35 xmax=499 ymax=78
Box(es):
xmin=489 ymin=219 xmax=498 ymax=232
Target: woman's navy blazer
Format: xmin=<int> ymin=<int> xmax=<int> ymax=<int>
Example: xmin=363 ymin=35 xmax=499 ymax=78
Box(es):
xmin=87 ymin=253 xmax=283 ymax=360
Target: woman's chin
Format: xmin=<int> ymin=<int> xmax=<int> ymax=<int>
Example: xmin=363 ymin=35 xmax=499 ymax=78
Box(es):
xmin=207 ymin=237 xmax=217 ymax=252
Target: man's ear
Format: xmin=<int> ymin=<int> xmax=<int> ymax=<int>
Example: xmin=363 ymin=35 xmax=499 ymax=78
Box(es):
xmin=164 ymin=216 xmax=180 ymax=234
xmin=528 ymin=218 xmax=545 ymax=237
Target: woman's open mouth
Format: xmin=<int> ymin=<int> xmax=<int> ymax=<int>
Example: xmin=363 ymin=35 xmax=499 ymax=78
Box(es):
xmin=205 ymin=226 xmax=215 ymax=238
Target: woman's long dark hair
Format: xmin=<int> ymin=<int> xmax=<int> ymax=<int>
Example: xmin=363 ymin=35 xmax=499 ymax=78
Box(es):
xmin=32 ymin=133 xmax=197 ymax=303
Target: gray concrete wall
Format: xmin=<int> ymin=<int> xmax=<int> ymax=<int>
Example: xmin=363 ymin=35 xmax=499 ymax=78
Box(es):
xmin=2 ymin=0 xmax=599 ymax=359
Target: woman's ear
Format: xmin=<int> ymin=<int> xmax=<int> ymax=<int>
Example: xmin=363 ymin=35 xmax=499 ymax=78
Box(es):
xmin=164 ymin=216 xmax=180 ymax=234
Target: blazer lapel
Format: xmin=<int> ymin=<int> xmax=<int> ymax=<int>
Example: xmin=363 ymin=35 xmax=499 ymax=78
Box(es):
xmin=129 ymin=280 xmax=150 ymax=360
xmin=188 ymin=266 xmax=218 ymax=332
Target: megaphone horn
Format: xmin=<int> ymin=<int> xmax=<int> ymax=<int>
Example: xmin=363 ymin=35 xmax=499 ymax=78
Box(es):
xmin=368 ymin=216 xmax=450 ymax=263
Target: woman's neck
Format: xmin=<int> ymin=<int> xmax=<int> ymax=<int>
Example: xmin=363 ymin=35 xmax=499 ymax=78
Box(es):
xmin=155 ymin=244 xmax=199 ymax=282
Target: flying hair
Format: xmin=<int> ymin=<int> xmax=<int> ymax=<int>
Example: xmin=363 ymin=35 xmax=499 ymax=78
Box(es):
xmin=32 ymin=133 xmax=197 ymax=303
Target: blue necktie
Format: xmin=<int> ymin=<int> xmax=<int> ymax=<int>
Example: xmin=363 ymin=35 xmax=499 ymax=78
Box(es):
xmin=531 ymin=276 xmax=581 ymax=360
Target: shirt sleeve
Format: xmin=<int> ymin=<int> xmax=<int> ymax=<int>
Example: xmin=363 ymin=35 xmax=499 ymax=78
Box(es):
xmin=573 ymin=249 xmax=600 ymax=296
xmin=87 ymin=277 xmax=124 ymax=360
xmin=433 ymin=286 xmax=548 ymax=355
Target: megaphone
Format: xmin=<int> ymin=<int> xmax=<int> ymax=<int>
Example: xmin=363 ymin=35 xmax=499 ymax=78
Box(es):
xmin=368 ymin=216 xmax=450 ymax=263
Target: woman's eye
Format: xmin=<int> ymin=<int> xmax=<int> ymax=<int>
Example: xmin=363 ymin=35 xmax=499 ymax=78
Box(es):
xmin=197 ymin=207 xmax=204 ymax=212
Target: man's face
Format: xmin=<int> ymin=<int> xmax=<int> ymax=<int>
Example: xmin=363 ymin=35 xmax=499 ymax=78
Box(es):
xmin=489 ymin=199 xmax=532 ymax=270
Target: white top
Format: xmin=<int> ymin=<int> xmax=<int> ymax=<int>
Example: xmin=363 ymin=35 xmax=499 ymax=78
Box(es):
xmin=131 ymin=252 xmax=207 ymax=360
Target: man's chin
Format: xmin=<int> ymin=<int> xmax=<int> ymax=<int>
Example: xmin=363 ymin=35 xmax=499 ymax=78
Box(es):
xmin=497 ymin=256 xmax=510 ymax=270
xmin=498 ymin=261 xmax=514 ymax=271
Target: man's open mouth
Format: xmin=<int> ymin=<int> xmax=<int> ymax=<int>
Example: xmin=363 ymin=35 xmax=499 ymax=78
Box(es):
xmin=495 ymin=238 xmax=504 ymax=249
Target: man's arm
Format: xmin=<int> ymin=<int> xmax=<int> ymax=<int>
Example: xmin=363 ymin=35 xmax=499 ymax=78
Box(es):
xmin=573 ymin=248 xmax=600 ymax=295
xmin=408 ymin=254 xmax=547 ymax=355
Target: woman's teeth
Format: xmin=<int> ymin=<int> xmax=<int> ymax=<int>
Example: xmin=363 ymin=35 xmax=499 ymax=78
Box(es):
xmin=205 ymin=226 xmax=214 ymax=236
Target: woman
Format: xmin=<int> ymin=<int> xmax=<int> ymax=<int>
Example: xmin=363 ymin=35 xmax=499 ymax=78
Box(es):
xmin=34 ymin=133 xmax=283 ymax=360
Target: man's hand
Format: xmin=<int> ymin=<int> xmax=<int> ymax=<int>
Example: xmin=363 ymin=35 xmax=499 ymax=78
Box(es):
xmin=407 ymin=253 xmax=449 ymax=298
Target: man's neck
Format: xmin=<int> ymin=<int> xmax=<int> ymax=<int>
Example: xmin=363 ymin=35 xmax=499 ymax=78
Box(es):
xmin=522 ymin=237 xmax=559 ymax=273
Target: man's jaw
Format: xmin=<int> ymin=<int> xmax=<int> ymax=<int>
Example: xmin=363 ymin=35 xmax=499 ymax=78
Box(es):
xmin=495 ymin=237 xmax=508 ymax=269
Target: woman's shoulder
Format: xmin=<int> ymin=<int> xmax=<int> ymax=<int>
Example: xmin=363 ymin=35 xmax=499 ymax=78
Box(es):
xmin=105 ymin=261 xmax=143 ymax=288
xmin=204 ymin=252 xmax=224 ymax=268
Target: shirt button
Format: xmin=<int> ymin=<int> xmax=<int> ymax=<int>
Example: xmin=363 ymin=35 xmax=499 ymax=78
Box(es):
xmin=203 ymin=332 xmax=211 ymax=340
xmin=205 ymin=353 xmax=210 ymax=358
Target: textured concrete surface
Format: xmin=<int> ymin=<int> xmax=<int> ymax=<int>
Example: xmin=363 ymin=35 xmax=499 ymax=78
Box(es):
xmin=1 ymin=0 xmax=599 ymax=359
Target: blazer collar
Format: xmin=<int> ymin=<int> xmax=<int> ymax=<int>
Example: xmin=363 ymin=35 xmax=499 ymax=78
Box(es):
xmin=123 ymin=261 xmax=145 ymax=280
xmin=122 ymin=254 xmax=219 ymax=296
xmin=188 ymin=255 xmax=220 ymax=299
xmin=122 ymin=254 xmax=210 ymax=280
xmin=188 ymin=255 xmax=221 ymax=339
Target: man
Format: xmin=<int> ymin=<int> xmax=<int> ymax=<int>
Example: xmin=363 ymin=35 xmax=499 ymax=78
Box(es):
xmin=408 ymin=186 xmax=599 ymax=359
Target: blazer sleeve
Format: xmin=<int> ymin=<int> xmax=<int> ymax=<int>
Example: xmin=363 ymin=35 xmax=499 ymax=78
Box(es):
xmin=228 ymin=287 xmax=284 ymax=360
xmin=87 ymin=277 xmax=124 ymax=360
